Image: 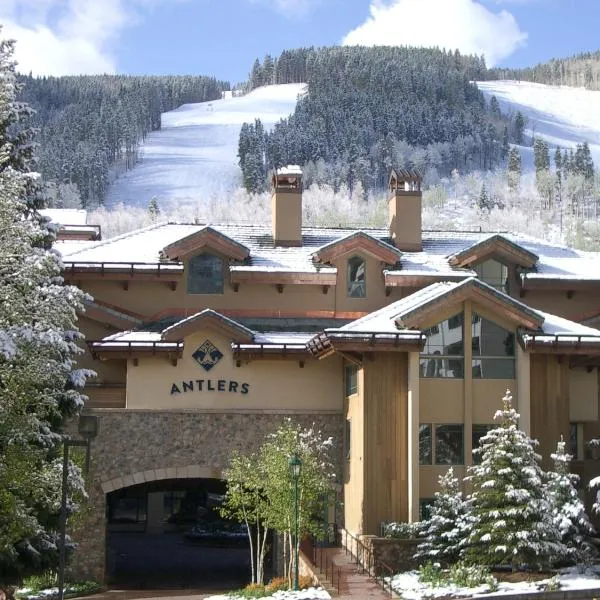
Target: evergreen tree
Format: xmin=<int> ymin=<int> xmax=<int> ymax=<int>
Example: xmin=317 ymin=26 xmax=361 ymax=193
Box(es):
xmin=514 ymin=111 xmax=525 ymax=145
xmin=534 ymin=137 xmax=550 ymax=174
xmin=501 ymin=126 xmax=509 ymax=160
xmin=0 ymin=33 xmax=90 ymax=596
xmin=547 ymin=439 xmax=596 ymax=564
xmin=507 ymin=147 xmax=521 ymax=191
xmin=479 ymin=183 xmax=491 ymax=210
xmin=148 ymin=197 xmax=160 ymax=220
xmin=464 ymin=391 xmax=564 ymax=571
xmin=415 ymin=468 xmax=469 ymax=565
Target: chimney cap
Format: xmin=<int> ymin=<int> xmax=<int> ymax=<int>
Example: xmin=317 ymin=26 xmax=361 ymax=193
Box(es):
xmin=276 ymin=165 xmax=303 ymax=177
xmin=389 ymin=168 xmax=422 ymax=184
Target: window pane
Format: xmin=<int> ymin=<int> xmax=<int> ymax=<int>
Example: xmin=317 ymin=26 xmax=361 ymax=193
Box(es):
xmin=472 ymin=424 xmax=493 ymax=464
xmin=472 ymin=315 xmax=515 ymax=357
xmin=435 ymin=424 xmax=464 ymax=465
xmin=419 ymin=498 xmax=435 ymax=521
xmin=345 ymin=365 xmax=358 ymax=396
xmin=419 ymin=424 xmax=432 ymax=465
xmin=347 ymin=256 xmax=366 ymax=298
xmin=420 ymin=356 xmax=464 ymax=378
xmin=109 ymin=489 xmax=147 ymax=523
xmin=422 ymin=313 xmax=463 ymax=355
xmin=569 ymin=423 xmax=578 ymax=459
xmin=344 ymin=420 xmax=351 ymax=460
xmin=187 ymin=253 xmax=224 ymax=294
xmin=472 ymin=358 xmax=515 ymax=379
xmin=474 ymin=259 xmax=508 ymax=293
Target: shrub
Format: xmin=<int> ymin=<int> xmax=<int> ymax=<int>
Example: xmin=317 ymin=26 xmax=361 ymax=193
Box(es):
xmin=418 ymin=562 xmax=444 ymax=587
xmin=265 ymin=577 xmax=288 ymax=593
xmin=236 ymin=583 xmax=267 ymax=598
xmin=449 ymin=562 xmax=497 ymax=591
xmin=383 ymin=521 xmax=422 ymax=539
xmin=21 ymin=572 xmax=57 ymax=593
xmin=299 ymin=575 xmax=314 ymax=589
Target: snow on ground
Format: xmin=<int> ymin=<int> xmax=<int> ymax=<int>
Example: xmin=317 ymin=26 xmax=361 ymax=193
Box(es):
xmin=391 ymin=566 xmax=600 ymax=599
xmin=476 ymin=80 xmax=600 ymax=170
xmin=105 ymin=84 xmax=306 ymax=210
xmin=205 ymin=587 xmax=329 ymax=600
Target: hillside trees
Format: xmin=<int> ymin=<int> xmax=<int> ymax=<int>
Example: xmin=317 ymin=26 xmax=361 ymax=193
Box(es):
xmin=0 ymin=34 xmax=90 ymax=595
xmin=18 ymin=74 xmax=229 ymax=207
xmin=238 ymin=46 xmax=506 ymax=194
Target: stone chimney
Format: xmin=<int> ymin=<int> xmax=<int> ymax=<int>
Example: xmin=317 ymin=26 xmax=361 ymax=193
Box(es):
xmin=271 ymin=165 xmax=303 ymax=247
xmin=388 ymin=168 xmax=422 ymax=251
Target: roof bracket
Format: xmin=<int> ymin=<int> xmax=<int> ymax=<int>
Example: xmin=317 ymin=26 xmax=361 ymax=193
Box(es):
xmin=171 ymin=356 xmax=178 ymax=367
xmin=567 ymin=290 xmax=575 ymax=299
xmin=132 ymin=357 xmax=139 ymax=367
xmin=122 ymin=280 xmax=129 ymax=291
xmin=299 ymin=360 xmax=305 ymax=368
xmin=169 ymin=281 xmax=177 ymax=291
xmin=233 ymin=282 xmax=240 ymax=293
xmin=276 ymin=284 xmax=284 ymax=294
xmin=322 ymin=285 xmax=329 ymax=295
xmin=385 ymin=286 xmax=391 ymax=297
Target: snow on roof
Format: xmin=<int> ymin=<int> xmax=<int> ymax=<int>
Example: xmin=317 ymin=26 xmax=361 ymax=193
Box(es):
xmin=54 ymin=222 xmax=600 ymax=280
xmin=276 ymin=165 xmax=302 ymax=176
xmin=41 ymin=209 xmax=88 ymax=225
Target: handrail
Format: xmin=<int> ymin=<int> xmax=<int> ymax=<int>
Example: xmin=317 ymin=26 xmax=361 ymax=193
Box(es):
xmin=340 ymin=527 xmax=396 ymax=597
xmin=310 ymin=523 xmax=341 ymax=596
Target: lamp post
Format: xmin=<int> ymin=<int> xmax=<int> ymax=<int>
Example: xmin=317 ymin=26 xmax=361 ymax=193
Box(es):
xmin=289 ymin=453 xmax=302 ymax=591
xmin=58 ymin=415 xmax=98 ymax=600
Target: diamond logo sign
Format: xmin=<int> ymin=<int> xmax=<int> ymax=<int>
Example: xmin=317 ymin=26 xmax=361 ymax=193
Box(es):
xmin=192 ymin=340 xmax=224 ymax=372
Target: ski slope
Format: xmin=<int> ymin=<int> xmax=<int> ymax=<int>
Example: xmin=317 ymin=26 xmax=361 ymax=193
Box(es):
xmin=476 ymin=80 xmax=600 ymax=169
xmin=105 ymin=84 xmax=306 ymax=209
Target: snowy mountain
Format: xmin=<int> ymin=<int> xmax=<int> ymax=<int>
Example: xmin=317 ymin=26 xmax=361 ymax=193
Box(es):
xmin=476 ymin=80 xmax=600 ymax=169
xmin=105 ymin=84 xmax=306 ymax=209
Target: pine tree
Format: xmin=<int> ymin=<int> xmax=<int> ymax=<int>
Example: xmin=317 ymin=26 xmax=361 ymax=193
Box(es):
xmin=0 ymin=33 xmax=90 ymax=595
xmin=507 ymin=147 xmax=521 ymax=191
xmin=547 ymin=439 xmax=596 ymax=564
xmin=148 ymin=197 xmax=160 ymax=220
xmin=501 ymin=126 xmax=509 ymax=160
xmin=464 ymin=390 xmax=564 ymax=571
xmin=415 ymin=468 xmax=469 ymax=565
xmin=514 ymin=111 xmax=525 ymax=145
xmin=479 ymin=183 xmax=491 ymax=210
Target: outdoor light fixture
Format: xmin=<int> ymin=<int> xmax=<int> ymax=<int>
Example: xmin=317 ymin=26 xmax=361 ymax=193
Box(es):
xmin=58 ymin=415 xmax=99 ymax=600
xmin=289 ymin=453 xmax=302 ymax=591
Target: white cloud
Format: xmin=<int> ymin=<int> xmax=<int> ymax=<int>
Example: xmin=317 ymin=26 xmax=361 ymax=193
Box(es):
xmin=0 ymin=0 xmax=173 ymax=76
xmin=342 ymin=0 xmax=527 ymax=67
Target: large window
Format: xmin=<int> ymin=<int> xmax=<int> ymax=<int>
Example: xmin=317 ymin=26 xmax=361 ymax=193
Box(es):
xmin=108 ymin=488 xmax=147 ymax=524
xmin=474 ymin=259 xmax=508 ymax=294
xmin=471 ymin=314 xmax=515 ymax=379
xmin=472 ymin=424 xmax=493 ymax=464
xmin=420 ymin=313 xmax=464 ymax=378
xmin=419 ymin=423 xmax=464 ymax=465
xmin=347 ymin=255 xmax=366 ymax=298
xmin=187 ymin=252 xmax=224 ymax=294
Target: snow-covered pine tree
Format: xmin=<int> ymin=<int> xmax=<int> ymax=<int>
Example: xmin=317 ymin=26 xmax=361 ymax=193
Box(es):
xmin=464 ymin=390 xmax=565 ymax=571
xmin=415 ymin=467 xmax=469 ymax=565
xmin=547 ymin=438 xmax=596 ymax=564
xmin=0 ymin=33 xmax=91 ymax=595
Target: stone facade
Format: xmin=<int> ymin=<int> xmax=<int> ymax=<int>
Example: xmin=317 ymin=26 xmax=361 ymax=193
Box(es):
xmin=71 ymin=409 xmax=343 ymax=582
xmin=359 ymin=535 xmax=422 ymax=576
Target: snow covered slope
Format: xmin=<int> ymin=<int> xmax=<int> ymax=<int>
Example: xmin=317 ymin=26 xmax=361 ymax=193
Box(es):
xmin=105 ymin=84 xmax=306 ymax=209
xmin=476 ymin=80 xmax=600 ymax=169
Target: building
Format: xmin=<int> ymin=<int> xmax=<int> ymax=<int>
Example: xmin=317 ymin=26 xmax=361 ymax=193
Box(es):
xmin=58 ymin=168 xmax=600 ymax=585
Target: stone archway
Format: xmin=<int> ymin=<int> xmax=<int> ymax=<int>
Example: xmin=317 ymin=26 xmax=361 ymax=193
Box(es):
xmin=101 ymin=464 xmax=225 ymax=494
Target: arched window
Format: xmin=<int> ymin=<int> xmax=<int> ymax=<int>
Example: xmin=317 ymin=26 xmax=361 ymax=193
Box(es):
xmin=347 ymin=256 xmax=366 ymax=298
xmin=187 ymin=252 xmax=224 ymax=294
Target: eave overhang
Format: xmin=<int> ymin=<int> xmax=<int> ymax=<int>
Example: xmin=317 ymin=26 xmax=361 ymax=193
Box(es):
xmin=62 ymin=261 xmax=183 ymax=281
xmin=520 ymin=275 xmax=600 ymax=292
xmin=519 ymin=332 xmax=600 ymax=355
xmin=161 ymin=226 xmax=250 ymax=261
xmin=84 ymin=300 xmax=143 ymax=330
xmin=87 ymin=340 xmax=183 ymax=361
xmin=312 ymin=231 xmax=401 ymax=265
xmin=448 ymin=234 xmax=538 ymax=269
xmin=307 ymin=330 xmax=425 ymax=359
xmin=232 ymin=342 xmax=310 ymax=361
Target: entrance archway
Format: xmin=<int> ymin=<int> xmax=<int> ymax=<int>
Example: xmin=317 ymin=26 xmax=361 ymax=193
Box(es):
xmin=103 ymin=468 xmax=256 ymax=589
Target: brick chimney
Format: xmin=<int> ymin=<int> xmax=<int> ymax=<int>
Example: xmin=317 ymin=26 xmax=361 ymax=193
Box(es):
xmin=271 ymin=165 xmax=303 ymax=247
xmin=388 ymin=169 xmax=422 ymax=251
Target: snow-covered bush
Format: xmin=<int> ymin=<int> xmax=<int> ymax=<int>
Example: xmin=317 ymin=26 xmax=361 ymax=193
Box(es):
xmin=547 ymin=439 xmax=596 ymax=564
xmin=382 ymin=521 xmax=422 ymax=539
xmin=415 ymin=468 xmax=469 ymax=565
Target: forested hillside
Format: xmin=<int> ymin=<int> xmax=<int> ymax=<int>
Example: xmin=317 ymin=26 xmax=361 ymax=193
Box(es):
xmin=238 ymin=46 xmax=515 ymax=193
xmin=488 ymin=51 xmax=600 ymax=90
xmin=19 ymin=75 xmax=228 ymax=206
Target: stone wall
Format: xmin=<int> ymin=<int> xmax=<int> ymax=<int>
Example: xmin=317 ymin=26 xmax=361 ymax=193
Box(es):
xmin=70 ymin=409 xmax=342 ymax=582
xmin=359 ymin=535 xmax=422 ymax=576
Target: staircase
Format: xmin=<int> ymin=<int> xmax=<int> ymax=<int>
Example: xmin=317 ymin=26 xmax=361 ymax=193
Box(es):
xmin=309 ymin=529 xmax=397 ymax=598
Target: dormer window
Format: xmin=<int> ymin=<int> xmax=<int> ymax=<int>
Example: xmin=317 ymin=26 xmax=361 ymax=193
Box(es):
xmin=347 ymin=256 xmax=366 ymax=298
xmin=474 ymin=259 xmax=508 ymax=294
xmin=187 ymin=252 xmax=224 ymax=294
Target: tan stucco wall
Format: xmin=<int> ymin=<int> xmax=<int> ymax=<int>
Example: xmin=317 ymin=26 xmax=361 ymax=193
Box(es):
xmin=77 ymin=317 xmax=126 ymax=384
xmin=472 ymin=379 xmax=516 ymax=423
xmin=420 ymin=379 xmax=463 ymax=422
xmin=125 ymin=329 xmax=343 ymax=412
xmin=419 ymin=466 xmax=466 ymax=499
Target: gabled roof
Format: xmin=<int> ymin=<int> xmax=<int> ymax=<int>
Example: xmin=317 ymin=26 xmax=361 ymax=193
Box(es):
xmin=161 ymin=309 xmax=254 ymax=342
xmin=312 ymin=231 xmax=401 ymax=264
xmin=447 ymin=234 xmax=538 ymax=269
xmin=161 ymin=226 xmax=250 ymax=261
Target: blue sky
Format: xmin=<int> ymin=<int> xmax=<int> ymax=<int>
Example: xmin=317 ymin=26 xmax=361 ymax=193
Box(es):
xmin=2 ymin=0 xmax=600 ymax=82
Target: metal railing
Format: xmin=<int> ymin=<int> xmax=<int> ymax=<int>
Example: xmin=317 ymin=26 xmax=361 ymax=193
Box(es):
xmin=340 ymin=528 xmax=396 ymax=597
xmin=310 ymin=523 xmax=341 ymax=596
